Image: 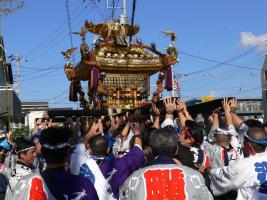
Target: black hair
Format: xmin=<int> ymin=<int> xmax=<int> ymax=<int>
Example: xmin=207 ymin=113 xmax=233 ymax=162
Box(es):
xmin=149 ymin=128 xmax=178 ymax=157
xmin=129 ymin=127 xmax=156 ymax=150
xmin=40 ymin=127 xmax=72 ymax=165
xmin=246 ymin=128 xmax=267 ymax=152
xmin=185 ymin=120 xmax=204 ymax=146
xmin=141 ymin=127 xmax=156 ymax=148
xmin=89 ymin=135 xmax=108 ymax=157
xmin=244 ymin=119 xmax=264 ymax=129
xmin=102 ymin=116 xmax=111 ymax=133
xmin=15 ymin=137 xmax=35 ymax=156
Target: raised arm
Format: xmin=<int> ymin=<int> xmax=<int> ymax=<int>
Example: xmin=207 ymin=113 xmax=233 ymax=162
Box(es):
xmin=108 ymin=116 xmax=122 ymax=137
xmin=229 ymin=98 xmax=244 ymax=128
xmin=222 ymin=98 xmax=233 ymax=126
xmin=151 ymin=103 xmax=160 ymax=129
xmin=82 ymin=120 xmax=102 ymax=145
xmin=161 ymin=97 xmax=176 ymax=128
xmin=176 ymin=99 xmax=187 ymax=127
xmin=182 ymin=101 xmax=193 ymax=121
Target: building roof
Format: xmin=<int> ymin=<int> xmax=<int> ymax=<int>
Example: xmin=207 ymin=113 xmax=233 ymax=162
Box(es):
xmin=22 ymin=102 xmax=48 ymax=106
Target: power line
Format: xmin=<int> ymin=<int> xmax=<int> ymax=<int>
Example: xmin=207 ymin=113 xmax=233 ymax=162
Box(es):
xmin=183 ymin=41 xmax=267 ymax=75
xmin=26 ymin=5 xmax=93 ymax=61
xmin=24 ymin=89 xmax=69 ymax=102
xmin=20 ymin=61 xmax=65 ymax=70
xmin=106 ymin=0 xmax=120 ymax=22
xmin=181 ymin=85 xmax=260 ymax=92
xmin=23 ymin=1 xmax=84 ymax=58
xmin=20 ymin=67 xmax=62 ymax=82
xmin=179 ymin=51 xmax=261 ymax=71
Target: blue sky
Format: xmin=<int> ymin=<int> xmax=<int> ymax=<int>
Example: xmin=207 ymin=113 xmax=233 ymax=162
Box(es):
xmin=2 ymin=0 xmax=267 ymax=108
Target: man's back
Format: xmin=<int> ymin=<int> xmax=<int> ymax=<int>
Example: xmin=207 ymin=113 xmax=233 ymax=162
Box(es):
xmin=8 ymin=169 xmax=99 ymax=200
xmin=100 ymin=145 xmax=145 ymax=199
xmin=210 ymin=151 xmax=267 ymax=200
xmin=4 ymin=162 xmax=34 ymax=198
xmin=120 ymin=164 xmax=213 ymax=200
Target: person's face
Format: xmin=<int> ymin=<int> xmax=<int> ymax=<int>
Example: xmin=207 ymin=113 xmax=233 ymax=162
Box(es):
xmin=0 ymin=148 xmax=5 ymax=164
xmin=20 ymin=148 xmax=36 ymax=166
xmin=214 ymin=135 xmax=230 ymax=146
xmin=179 ymin=129 xmax=193 ymax=147
xmin=35 ymin=118 xmax=42 ymax=130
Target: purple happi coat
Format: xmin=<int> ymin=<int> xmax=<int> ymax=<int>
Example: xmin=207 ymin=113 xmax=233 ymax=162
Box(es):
xmin=100 ymin=145 xmax=144 ymax=199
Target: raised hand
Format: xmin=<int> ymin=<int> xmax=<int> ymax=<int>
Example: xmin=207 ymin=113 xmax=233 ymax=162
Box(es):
xmin=176 ymin=99 xmax=185 ymax=112
xmin=222 ymin=98 xmax=234 ymax=125
xmin=88 ymin=121 xmax=102 ymax=137
xmin=43 ymin=111 xmax=49 ymax=120
xmin=164 ymin=97 xmax=176 ymax=114
xmin=152 ymin=103 xmax=160 ymax=115
xmin=222 ymin=98 xmax=231 ymax=113
xmin=229 ymin=98 xmax=238 ymax=113
xmin=97 ymin=119 xmax=103 ymax=135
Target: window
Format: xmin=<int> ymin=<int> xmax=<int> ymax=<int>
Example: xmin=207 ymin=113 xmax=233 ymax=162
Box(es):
xmin=265 ymin=71 xmax=267 ymax=80
xmin=239 ymin=102 xmax=244 ymax=111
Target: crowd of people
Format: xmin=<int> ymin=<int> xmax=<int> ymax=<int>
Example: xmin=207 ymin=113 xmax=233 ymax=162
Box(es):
xmin=0 ymin=97 xmax=266 ymax=200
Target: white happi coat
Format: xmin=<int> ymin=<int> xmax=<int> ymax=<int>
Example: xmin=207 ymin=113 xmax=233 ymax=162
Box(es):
xmin=120 ymin=164 xmax=213 ymax=200
xmin=4 ymin=172 xmax=57 ymax=200
xmin=4 ymin=162 xmax=34 ymax=197
xmin=206 ymin=124 xmax=244 ymax=169
xmin=210 ymin=151 xmax=267 ymax=200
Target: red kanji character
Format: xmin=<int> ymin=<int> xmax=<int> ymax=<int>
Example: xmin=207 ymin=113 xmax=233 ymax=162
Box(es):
xmin=144 ymin=168 xmax=186 ymax=200
xmin=29 ymin=177 xmax=47 ymax=200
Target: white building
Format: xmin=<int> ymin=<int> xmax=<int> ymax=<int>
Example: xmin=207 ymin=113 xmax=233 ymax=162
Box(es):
xmin=24 ymin=111 xmax=44 ymax=130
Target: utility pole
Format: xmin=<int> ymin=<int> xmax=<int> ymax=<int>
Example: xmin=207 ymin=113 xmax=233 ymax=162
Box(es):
xmin=106 ymin=0 xmax=127 ymax=23
xmin=173 ymin=71 xmax=182 ymax=98
xmin=121 ymin=0 xmax=127 ymax=24
xmin=65 ymin=0 xmax=75 ymax=64
xmin=0 ymin=0 xmax=24 ymax=130
xmin=171 ymin=66 xmax=174 ymax=97
xmin=9 ymin=54 xmax=21 ymax=96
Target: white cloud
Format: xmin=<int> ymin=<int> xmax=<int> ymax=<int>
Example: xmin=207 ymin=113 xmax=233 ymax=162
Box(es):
xmin=240 ymin=32 xmax=267 ymax=51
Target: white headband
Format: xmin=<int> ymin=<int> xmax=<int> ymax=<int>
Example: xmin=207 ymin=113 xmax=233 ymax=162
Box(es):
xmin=16 ymin=146 xmax=35 ymax=154
xmin=214 ymin=128 xmax=235 ymax=136
xmin=42 ymin=142 xmax=69 ymax=150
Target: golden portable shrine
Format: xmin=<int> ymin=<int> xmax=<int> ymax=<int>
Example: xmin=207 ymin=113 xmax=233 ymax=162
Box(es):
xmin=62 ymin=18 xmax=178 ymax=110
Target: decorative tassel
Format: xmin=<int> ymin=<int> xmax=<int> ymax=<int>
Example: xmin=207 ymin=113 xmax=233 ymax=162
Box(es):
xmin=90 ymin=65 xmax=99 ymax=90
xmin=69 ymin=80 xmax=78 ymax=102
xmin=165 ymin=65 xmax=173 ymax=91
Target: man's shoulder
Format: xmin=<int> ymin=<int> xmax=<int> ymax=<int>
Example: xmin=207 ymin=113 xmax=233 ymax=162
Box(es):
xmin=125 ymin=164 xmax=204 ymax=181
xmin=234 ymin=152 xmax=267 ymax=165
xmin=120 ymin=164 xmax=212 ymax=200
xmin=16 ymin=171 xmax=43 ymax=184
xmin=11 ymin=172 xmax=54 ymax=200
xmin=74 ymin=143 xmax=86 ymax=154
